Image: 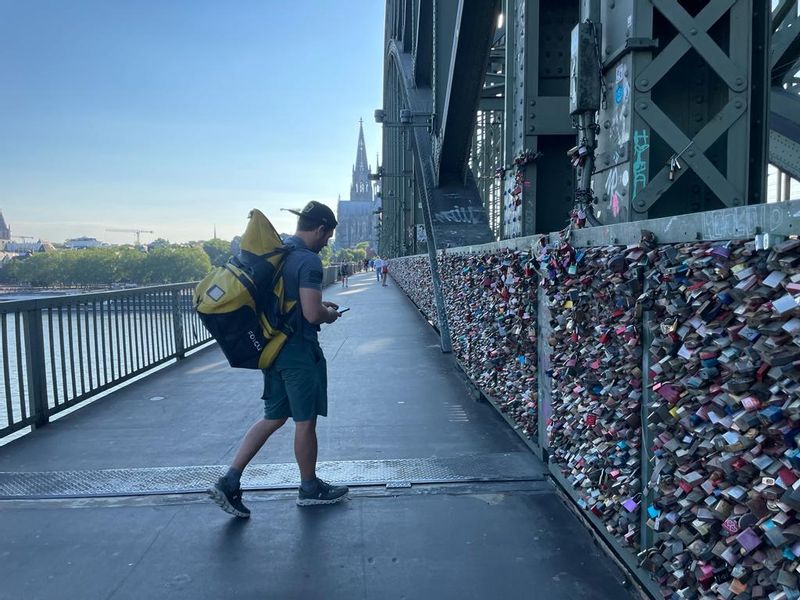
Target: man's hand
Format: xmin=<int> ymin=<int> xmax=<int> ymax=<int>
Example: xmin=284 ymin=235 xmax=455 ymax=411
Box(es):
xmin=299 ymin=288 xmax=340 ymax=325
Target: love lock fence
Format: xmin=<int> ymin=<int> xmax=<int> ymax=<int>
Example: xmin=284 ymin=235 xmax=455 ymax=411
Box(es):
xmin=391 ymin=199 xmax=800 ymax=599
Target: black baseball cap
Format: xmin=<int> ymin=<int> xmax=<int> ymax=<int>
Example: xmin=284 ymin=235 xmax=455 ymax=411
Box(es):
xmin=283 ymin=201 xmax=338 ymax=229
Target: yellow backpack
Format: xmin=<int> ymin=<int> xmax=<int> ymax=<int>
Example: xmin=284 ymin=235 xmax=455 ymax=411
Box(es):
xmin=193 ymin=209 xmax=297 ymax=369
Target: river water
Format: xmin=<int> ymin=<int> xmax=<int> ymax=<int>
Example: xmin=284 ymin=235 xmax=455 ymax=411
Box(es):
xmin=0 ymin=292 xmax=206 ymax=432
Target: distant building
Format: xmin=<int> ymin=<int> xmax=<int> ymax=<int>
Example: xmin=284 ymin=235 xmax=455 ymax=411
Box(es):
xmin=5 ymin=241 xmax=53 ymax=254
xmin=337 ymin=200 xmax=377 ymax=250
xmin=0 ymin=210 xmax=10 ymax=240
xmin=335 ymin=120 xmax=380 ymax=251
xmin=65 ymin=236 xmax=104 ymax=249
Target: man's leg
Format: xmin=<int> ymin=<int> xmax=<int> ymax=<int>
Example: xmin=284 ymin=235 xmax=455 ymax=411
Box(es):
xmin=294 ymin=418 xmax=348 ymax=506
xmin=209 ymin=417 xmax=287 ymax=518
xmin=287 ymin=349 xmax=348 ymax=507
xmin=294 ymin=419 xmax=318 ymax=482
xmin=231 ymin=417 xmax=287 ymax=472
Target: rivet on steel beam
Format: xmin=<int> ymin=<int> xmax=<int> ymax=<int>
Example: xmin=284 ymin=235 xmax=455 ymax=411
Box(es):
xmin=690 ymin=28 xmax=697 ymax=35
xmin=640 ymin=78 xmax=649 ymax=87
xmin=530 ymin=100 xmax=536 ymax=106
xmin=687 ymin=150 xmax=695 ymax=157
xmin=734 ymin=99 xmax=743 ymax=109
xmin=639 ymin=102 xmax=648 ymax=110
xmin=637 ymin=201 xmax=645 ymax=208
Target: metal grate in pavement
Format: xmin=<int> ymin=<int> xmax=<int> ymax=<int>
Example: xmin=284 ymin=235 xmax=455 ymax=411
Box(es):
xmin=0 ymin=452 xmax=544 ymax=499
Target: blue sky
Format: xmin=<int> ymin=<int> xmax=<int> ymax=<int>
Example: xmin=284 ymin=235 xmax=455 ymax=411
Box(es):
xmin=0 ymin=1 xmax=385 ymax=244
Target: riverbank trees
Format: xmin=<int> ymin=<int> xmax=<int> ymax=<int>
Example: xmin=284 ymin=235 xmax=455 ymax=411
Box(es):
xmin=0 ymin=244 xmax=218 ymax=287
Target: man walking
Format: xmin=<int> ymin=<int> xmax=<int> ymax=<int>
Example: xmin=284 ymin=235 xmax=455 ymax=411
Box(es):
xmin=209 ymin=201 xmax=349 ymax=517
xmin=374 ymin=256 xmax=383 ymax=282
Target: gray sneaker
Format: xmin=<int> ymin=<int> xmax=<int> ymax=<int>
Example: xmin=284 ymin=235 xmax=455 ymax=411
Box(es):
xmin=209 ymin=477 xmax=251 ymax=518
xmin=297 ymin=478 xmax=349 ymax=506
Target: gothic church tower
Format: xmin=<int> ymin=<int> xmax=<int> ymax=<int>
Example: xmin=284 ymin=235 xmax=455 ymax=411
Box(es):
xmin=349 ymin=120 xmax=373 ymax=203
xmin=336 ymin=120 xmax=378 ymax=251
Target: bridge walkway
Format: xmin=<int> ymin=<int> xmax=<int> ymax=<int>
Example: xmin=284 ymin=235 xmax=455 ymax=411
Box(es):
xmin=0 ymin=272 xmax=635 ymax=600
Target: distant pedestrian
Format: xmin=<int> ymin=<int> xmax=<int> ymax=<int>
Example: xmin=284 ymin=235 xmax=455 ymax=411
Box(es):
xmin=209 ymin=201 xmax=349 ymax=518
xmin=381 ymin=261 xmax=389 ymax=286
xmin=340 ymin=263 xmax=349 ymax=288
xmin=374 ymin=256 xmax=383 ymax=282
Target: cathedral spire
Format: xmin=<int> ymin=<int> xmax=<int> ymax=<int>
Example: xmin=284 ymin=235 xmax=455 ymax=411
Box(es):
xmin=0 ymin=209 xmax=10 ymax=241
xmin=350 ymin=119 xmax=373 ymax=202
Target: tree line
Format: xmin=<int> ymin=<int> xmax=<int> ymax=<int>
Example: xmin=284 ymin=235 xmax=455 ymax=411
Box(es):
xmin=1 ymin=237 xmax=373 ymax=288
xmin=0 ymin=240 xmax=231 ymax=288
xmin=323 ymin=241 xmax=369 ymax=266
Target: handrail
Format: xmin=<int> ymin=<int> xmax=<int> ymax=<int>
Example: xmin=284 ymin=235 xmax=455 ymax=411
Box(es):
xmin=0 ymin=282 xmax=197 ymax=313
xmin=0 ymin=282 xmax=211 ymax=441
xmin=0 ymin=265 xmax=354 ymax=441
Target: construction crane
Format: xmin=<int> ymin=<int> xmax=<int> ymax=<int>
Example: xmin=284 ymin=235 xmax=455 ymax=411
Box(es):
xmin=106 ymin=228 xmax=155 ymax=246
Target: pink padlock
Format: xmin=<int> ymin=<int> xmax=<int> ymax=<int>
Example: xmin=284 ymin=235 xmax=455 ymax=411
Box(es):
xmin=722 ymin=518 xmax=740 ymax=534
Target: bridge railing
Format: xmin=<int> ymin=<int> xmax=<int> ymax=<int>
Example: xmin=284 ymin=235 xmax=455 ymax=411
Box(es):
xmin=0 ymin=283 xmax=211 ymax=439
xmin=390 ymin=198 xmax=800 ymax=600
xmin=0 ymin=265 xmax=346 ymax=441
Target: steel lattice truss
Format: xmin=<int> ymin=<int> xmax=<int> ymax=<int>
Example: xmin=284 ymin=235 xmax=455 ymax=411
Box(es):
xmin=380 ymin=0 xmax=800 ymax=243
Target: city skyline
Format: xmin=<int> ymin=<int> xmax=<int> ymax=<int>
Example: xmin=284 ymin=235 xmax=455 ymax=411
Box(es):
xmin=0 ymin=2 xmax=384 ymax=245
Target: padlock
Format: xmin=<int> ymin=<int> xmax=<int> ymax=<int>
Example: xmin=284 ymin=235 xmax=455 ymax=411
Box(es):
xmin=640 ymin=238 xmax=800 ymax=594
xmin=623 ymin=493 xmax=642 ymax=512
xmin=395 ymin=234 xmax=800 ymax=599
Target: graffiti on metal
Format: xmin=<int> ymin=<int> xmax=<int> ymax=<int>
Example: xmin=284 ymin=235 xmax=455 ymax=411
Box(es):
xmin=701 ymin=203 xmax=800 ymax=240
xmin=632 ymin=129 xmax=650 ymax=199
xmin=433 ymin=205 xmax=485 ymax=224
xmin=609 ymin=63 xmax=631 ymax=154
xmin=603 ymin=165 xmax=630 ymax=220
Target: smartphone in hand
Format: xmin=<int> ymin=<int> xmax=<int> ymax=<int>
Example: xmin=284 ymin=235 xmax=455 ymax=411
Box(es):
xmin=338 ymin=307 xmax=351 ymax=313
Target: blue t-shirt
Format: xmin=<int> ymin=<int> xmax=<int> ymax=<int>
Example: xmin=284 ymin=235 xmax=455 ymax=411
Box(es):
xmin=282 ymin=236 xmax=324 ymax=342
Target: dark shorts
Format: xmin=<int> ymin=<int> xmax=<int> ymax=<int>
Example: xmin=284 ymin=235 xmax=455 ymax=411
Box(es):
xmin=262 ymin=338 xmax=327 ymax=422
